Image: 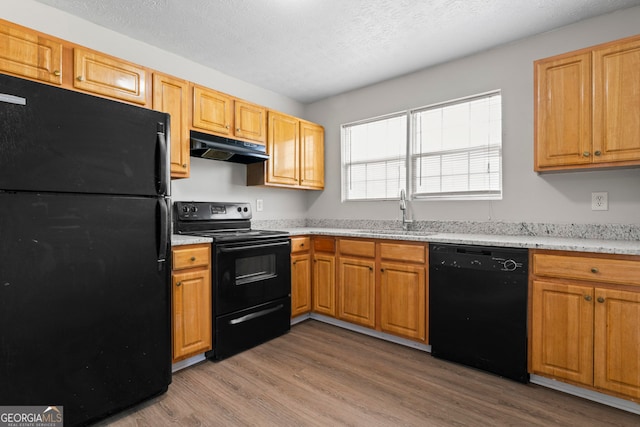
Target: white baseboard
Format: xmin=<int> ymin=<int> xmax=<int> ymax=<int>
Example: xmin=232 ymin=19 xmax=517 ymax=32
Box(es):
xmin=530 ymin=374 xmax=640 ymax=415
xmin=172 ymin=353 xmax=206 ymax=373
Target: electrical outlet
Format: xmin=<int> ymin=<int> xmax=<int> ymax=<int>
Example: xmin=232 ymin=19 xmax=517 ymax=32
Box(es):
xmin=256 ymin=199 xmax=264 ymax=212
xmin=591 ymin=192 xmax=608 ymax=211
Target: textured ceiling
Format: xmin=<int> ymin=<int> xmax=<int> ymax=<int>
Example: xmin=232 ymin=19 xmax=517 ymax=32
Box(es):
xmin=32 ymin=0 xmax=640 ymax=103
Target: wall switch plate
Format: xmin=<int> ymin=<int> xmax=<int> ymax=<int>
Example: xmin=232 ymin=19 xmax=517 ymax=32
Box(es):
xmin=256 ymin=199 xmax=264 ymax=212
xmin=591 ymin=192 xmax=608 ymax=211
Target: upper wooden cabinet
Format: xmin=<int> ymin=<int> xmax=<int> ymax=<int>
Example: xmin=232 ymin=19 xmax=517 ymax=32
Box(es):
xmin=73 ymin=47 xmax=148 ymax=105
xmin=153 ymin=72 xmax=190 ymax=178
xmin=534 ymin=34 xmax=640 ymax=171
xmin=300 ymin=120 xmax=325 ymax=189
xmin=247 ymin=110 xmax=325 ymax=190
xmin=191 ymin=84 xmax=266 ymax=144
xmin=0 ymin=21 xmax=63 ymax=85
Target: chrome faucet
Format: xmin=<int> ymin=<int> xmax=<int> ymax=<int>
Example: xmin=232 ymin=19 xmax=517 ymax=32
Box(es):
xmin=399 ymin=189 xmax=413 ymax=231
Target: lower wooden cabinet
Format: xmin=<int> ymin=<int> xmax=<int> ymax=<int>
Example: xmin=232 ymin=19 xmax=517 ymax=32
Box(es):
xmin=171 ymin=244 xmax=212 ymax=362
xmin=338 ymin=256 xmax=376 ymax=328
xmin=312 ymin=237 xmax=336 ymax=317
xmin=335 ymin=238 xmax=428 ymax=342
xmin=530 ymin=250 xmax=640 ymax=401
xmin=291 ymin=237 xmax=311 ymax=318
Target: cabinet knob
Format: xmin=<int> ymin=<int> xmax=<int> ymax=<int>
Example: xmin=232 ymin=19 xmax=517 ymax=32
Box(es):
xmin=190 ymin=256 xmax=196 ymax=261
xmin=225 ymin=125 xmax=230 ymax=129
xmin=77 ymin=76 xmax=84 ymax=82
xmin=176 ymin=281 xmax=182 ymax=287
xmin=582 ymin=151 xmax=590 ymax=157
xmin=236 ymin=128 xmax=240 ymax=132
xmin=597 ymin=297 xmax=605 ymax=303
xmin=369 ymin=266 xmax=373 ymax=271
xmin=182 ymin=163 xmax=187 ymax=168
xmin=594 ymin=150 xmax=602 ymax=156
xmin=53 ymin=70 xmax=61 ymax=76
xmin=591 ymin=267 xmax=599 ymax=274
xmin=584 ymin=295 xmax=592 ymax=301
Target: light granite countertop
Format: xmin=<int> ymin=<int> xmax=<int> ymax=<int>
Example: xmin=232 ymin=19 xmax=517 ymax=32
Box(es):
xmin=172 ymin=234 xmax=213 ymax=246
xmin=283 ymin=228 xmax=640 ymax=256
xmin=171 ymin=227 xmax=640 ymax=255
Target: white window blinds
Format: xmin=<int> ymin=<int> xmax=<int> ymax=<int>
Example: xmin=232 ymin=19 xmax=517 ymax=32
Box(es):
xmin=410 ymin=92 xmax=502 ymax=199
xmin=342 ymin=113 xmax=407 ymax=201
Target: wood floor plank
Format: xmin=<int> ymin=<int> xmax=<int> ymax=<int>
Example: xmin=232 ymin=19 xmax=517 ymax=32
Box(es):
xmin=96 ymin=320 xmax=640 ymax=426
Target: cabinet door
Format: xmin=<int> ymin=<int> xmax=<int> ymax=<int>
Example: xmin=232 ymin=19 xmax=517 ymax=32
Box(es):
xmin=594 ymin=287 xmax=640 ymax=399
xmin=267 ymin=111 xmax=299 ymax=186
xmin=380 ymin=262 xmax=426 ymax=341
xmin=531 ymin=280 xmax=594 ymax=386
xmin=291 ymin=253 xmax=311 ymax=317
xmin=192 ymin=85 xmax=232 ymax=136
xmin=300 ymin=120 xmax=324 ymax=189
xmin=172 ymin=268 xmax=212 ymax=362
xmin=153 ymin=72 xmax=190 ymax=178
xmin=234 ymin=100 xmax=266 ymax=144
xmin=337 ymin=257 xmax=375 ymax=328
xmin=73 ymin=47 xmax=147 ymax=105
xmin=313 ymin=253 xmax=336 ymax=317
xmin=0 ymin=21 xmax=62 ymax=85
xmin=593 ymin=37 xmax=640 ymax=164
xmin=534 ymin=52 xmax=592 ymax=170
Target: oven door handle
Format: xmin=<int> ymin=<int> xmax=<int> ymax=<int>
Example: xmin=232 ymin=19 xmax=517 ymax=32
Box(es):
xmin=218 ymin=241 xmax=290 ymax=253
xmin=228 ymin=304 xmax=285 ymax=325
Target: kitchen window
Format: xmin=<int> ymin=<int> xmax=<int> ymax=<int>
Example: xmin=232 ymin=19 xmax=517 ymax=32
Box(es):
xmin=341 ymin=113 xmax=407 ymax=201
xmin=341 ymin=91 xmax=502 ymax=201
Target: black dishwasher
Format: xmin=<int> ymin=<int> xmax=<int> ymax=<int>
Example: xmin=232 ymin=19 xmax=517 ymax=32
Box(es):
xmin=429 ymin=243 xmax=529 ymax=383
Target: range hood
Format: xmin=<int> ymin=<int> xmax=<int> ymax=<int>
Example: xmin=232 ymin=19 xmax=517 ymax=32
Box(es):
xmin=190 ymin=130 xmax=269 ymax=164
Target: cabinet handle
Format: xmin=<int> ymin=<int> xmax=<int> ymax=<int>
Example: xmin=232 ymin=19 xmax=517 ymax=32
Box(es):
xmin=190 ymin=256 xmax=196 ymax=261
xmin=594 ymin=150 xmax=602 ymax=156
xmin=380 ymin=268 xmax=384 ymax=272
xmin=582 ymin=152 xmax=590 ymax=157
xmin=584 ymin=295 xmax=592 ymax=302
xmin=77 ymin=76 xmax=84 ymax=82
xmin=236 ymin=128 xmax=240 ymax=132
xmin=591 ymin=267 xmax=599 ymax=273
xmin=53 ymin=70 xmax=61 ymax=76
xmin=369 ymin=266 xmax=373 ymax=271
xmin=225 ymin=125 xmax=230 ymax=129
xmin=182 ymin=163 xmax=187 ymax=168
xmin=597 ymin=297 xmax=605 ymax=303
xmin=176 ymin=281 xmax=182 ymax=287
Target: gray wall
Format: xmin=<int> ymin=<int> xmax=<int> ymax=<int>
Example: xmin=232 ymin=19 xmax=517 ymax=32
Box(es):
xmin=304 ymin=6 xmax=640 ymax=226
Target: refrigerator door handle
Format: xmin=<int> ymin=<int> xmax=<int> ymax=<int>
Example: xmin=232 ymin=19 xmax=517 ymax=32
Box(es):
xmin=157 ymin=198 xmax=169 ymax=270
xmin=156 ymin=127 xmax=168 ymax=196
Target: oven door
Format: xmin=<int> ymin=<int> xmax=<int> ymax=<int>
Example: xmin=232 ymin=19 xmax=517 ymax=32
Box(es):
xmin=214 ymin=237 xmax=291 ymax=315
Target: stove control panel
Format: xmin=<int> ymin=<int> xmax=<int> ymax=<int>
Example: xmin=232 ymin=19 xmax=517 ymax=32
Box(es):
xmin=174 ymin=201 xmax=252 ymax=221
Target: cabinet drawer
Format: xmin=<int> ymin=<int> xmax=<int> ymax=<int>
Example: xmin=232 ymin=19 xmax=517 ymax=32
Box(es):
xmin=533 ymin=253 xmax=640 ymax=287
xmin=291 ymin=237 xmax=310 ymax=253
xmin=380 ymin=242 xmax=426 ymax=263
xmin=172 ymin=245 xmax=210 ymax=270
xmin=313 ymin=236 xmax=335 ymax=253
xmin=339 ymin=239 xmax=375 ymax=258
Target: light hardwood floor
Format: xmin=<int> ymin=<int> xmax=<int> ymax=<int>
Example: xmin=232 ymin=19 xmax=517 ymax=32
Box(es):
xmin=97 ymin=320 xmax=639 ymax=426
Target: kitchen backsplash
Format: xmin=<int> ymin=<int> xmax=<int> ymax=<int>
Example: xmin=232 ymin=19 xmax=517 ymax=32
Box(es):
xmin=252 ymin=219 xmax=640 ymax=241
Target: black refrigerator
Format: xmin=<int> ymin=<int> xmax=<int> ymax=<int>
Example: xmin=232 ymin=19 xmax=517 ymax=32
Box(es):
xmin=0 ymin=74 xmax=172 ymax=426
